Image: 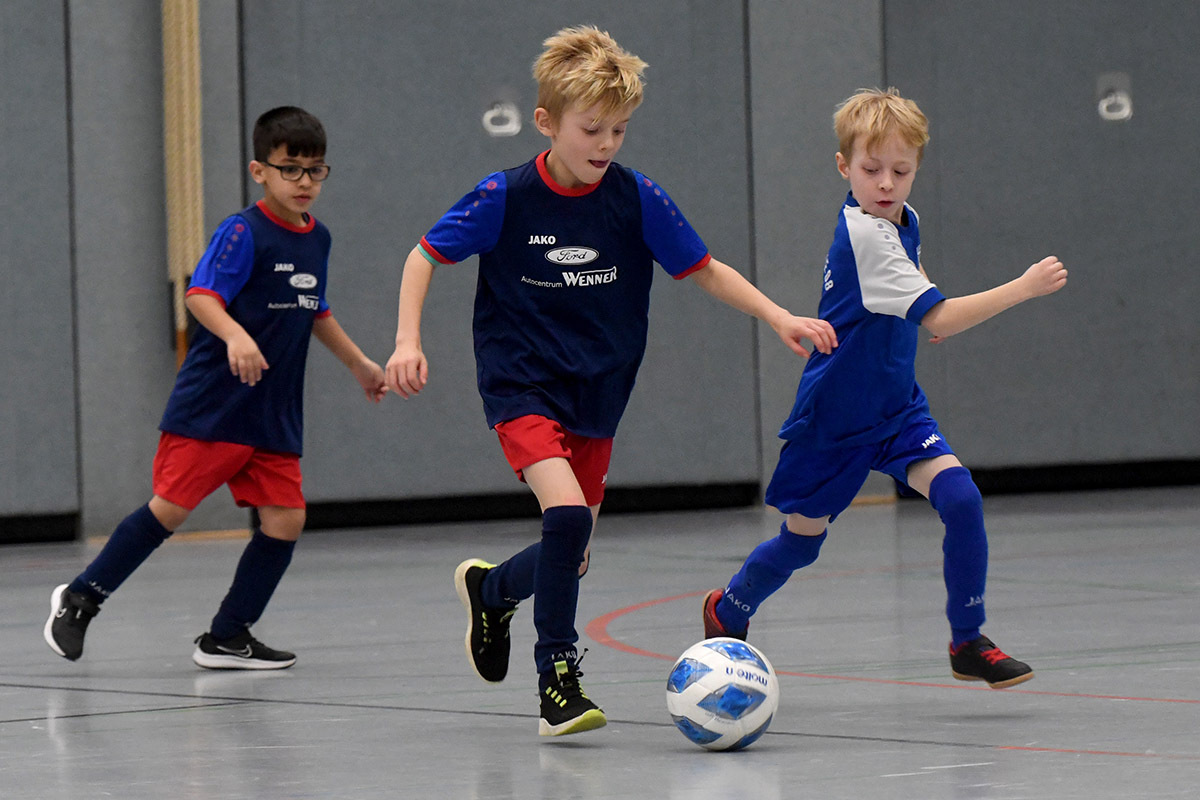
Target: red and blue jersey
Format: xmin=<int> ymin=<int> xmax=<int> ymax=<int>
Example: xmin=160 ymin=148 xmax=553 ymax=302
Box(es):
xmin=778 ymin=193 xmax=946 ymax=448
xmin=419 ymin=151 xmax=710 ymax=438
xmin=160 ymin=200 xmax=332 ymax=455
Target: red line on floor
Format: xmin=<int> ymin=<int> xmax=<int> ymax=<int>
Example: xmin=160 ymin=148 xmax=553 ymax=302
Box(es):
xmin=584 ymin=591 xmax=1200 ymax=706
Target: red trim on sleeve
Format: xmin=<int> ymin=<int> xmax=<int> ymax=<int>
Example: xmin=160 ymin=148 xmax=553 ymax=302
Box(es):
xmin=536 ymin=151 xmax=603 ymax=197
xmin=314 ymin=308 xmax=333 ymax=319
xmin=419 ymin=236 xmax=455 ymax=265
xmin=673 ymin=253 xmax=712 ymax=280
xmin=256 ymin=199 xmax=316 ymax=233
xmin=185 ymin=287 xmax=227 ymax=307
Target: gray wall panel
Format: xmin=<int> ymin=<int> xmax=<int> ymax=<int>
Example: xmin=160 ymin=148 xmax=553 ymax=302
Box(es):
xmin=241 ymin=1 xmax=760 ymax=501
xmin=0 ymin=2 xmax=78 ymax=514
xmin=887 ymin=0 xmax=1200 ymax=466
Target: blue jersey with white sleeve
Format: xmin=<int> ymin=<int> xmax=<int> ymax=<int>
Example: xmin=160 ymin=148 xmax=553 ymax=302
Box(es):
xmin=159 ymin=201 xmax=332 ymax=455
xmin=778 ymin=193 xmax=945 ymax=448
xmin=418 ymin=151 xmax=710 ymax=438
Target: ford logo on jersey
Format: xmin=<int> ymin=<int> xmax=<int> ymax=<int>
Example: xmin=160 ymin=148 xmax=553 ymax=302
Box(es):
xmin=545 ymin=247 xmax=599 ymax=265
xmin=289 ymin=273 xmax=318 ymax=289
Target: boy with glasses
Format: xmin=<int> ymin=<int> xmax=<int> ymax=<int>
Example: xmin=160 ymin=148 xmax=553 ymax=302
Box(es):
xmin=44 ymin=106 xmax=386 ymax=669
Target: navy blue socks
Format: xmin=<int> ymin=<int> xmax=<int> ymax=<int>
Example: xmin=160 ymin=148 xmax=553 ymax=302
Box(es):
xmin=718 ymin=522 xmax=827 ymax=633
xmin=530 ymin=505 xmax=593 ymax=675
xmin=929 ymin=467 xmax=988 ymax=647
xmin=209 ymin=529 xmax=296 ymax=641
xmin=480 ymin=541 xmax=539 ymax=609
xmin=70 ymin=503 xmax=172 ymax=602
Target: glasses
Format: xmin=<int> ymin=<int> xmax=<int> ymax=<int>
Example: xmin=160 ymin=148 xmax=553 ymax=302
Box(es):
xmin=263 ymin=161 xmax=331 ymax=182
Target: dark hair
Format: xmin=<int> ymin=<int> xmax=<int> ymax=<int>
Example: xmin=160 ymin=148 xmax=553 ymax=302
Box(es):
xmin=252 ymin=106 xmax=326 ymax=162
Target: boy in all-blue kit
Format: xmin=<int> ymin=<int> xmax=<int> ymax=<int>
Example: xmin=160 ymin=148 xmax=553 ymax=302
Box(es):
xmin=44 ymin=106 xmax=387 ymax=670
xmin=385 ymin=26 xmax=837 ymax=736
xmin=703 ymin=88 xmax=1068 ymax=688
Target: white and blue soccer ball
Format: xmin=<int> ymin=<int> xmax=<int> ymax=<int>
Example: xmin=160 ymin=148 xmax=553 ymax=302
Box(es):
xmin=665 ymin=637 xmax=780 ymax=751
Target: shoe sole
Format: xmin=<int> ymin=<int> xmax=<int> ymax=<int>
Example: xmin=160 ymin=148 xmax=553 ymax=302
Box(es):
xmin=43 ymin=584 xmax=73 ymax=660
xmin=538 ymin=709 xmax=607 ymax=737
xmin=951 ymin=669 xmax=1035 ymax=689
xmin=453 ymin=558 xmax=502 ymax=683
xmin=192 ymin=648 xmax=296 ymax=670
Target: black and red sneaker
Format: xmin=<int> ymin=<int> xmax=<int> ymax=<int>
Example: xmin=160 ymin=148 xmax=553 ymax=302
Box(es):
xmin=702 ymin=589 xmax=747 ymax=641
xmin=949 ymin=635 xmax=1034 ymax=689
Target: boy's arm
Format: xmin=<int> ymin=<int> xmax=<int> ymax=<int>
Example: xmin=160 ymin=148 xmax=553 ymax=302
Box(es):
xmin=688 ymin=258 xmax=837 ymax=358
xmin=186 ymin=292 xmax=269 ymax=386
xmin=920 ymin=255 xmax=1067 ymax=339
xmin=312 ymin=314 xmax=387 ymax=403
xmin=384 ymin=246 xmax=436 ymax=398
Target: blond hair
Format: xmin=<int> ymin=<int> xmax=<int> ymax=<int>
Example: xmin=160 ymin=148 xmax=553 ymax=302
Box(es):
xmin=533 ymin=25 xmax=647 ymax=122
xmin=834 ymin=87 xmax=929 ymax=164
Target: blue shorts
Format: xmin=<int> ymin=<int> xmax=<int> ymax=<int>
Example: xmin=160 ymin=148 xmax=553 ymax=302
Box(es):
xmin=764 ymin=415 xmax=956 ymax=522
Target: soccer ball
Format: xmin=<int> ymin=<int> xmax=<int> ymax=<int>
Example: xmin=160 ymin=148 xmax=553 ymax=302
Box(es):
xmin=665 ymin=637 xmax=780 ymax=751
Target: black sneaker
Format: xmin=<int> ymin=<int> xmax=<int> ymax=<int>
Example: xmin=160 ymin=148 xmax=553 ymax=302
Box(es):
xmin=538 ymin=658 xmax=606 ymax=736
xmin=454 ymin=558 xmax=516 ymax=683
xmin=44 ymin=584 xmax=101 ymax=661
xmin=192 ymin=631 xmax=296 ymax=670
xmin=702 ymin=589 xmax=747 ymax=641
xmin=950 ymin=635 xmax=1034 ymax=689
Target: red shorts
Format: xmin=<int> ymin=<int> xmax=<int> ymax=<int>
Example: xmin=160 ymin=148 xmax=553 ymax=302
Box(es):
xmin=494 ymin=415 xmax=613 ymax=507
xmin=152 ymin=432 xmax=305 ymax=510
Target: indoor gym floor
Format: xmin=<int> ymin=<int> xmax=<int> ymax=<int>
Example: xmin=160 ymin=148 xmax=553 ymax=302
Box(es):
xmin=1 ymin=485 xmax=1197 ymax=799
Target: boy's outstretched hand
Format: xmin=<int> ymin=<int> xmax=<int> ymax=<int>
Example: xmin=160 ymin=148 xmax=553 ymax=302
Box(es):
xmin=774 ymin=314 xmax=838 ymax=359
xmin=1021 ymin=255 xmax=1068 ymax=299
xmin=353 ymin=359 xmax=388 ymax=403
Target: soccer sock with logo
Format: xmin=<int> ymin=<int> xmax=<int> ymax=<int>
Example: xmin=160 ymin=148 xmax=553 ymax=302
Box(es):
xmin=930 ymin=467 xmax=988 ymax=647
xmin=209 ymin=528 xmax=296 ymax=641
xmin=70 ymin=503 xmax=172 ymax=603
xmin=717 ymin=523 xmax=827 ymax=633
xmin=481 ymin=542 xmax=538 ymax=609
xmin=532 ymin=505 xmax=593 ymax=676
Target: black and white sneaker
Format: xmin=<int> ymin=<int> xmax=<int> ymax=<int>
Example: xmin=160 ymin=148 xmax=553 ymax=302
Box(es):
xmin=44 ymin=584 xmax=101 ymax=661
xmin=538 ymin=658 xmax=606 ymax=736
xmin=192 ymin=631 xmax=296 ymax=670
xmin=454 ymin=558 xmax=516 ymax=683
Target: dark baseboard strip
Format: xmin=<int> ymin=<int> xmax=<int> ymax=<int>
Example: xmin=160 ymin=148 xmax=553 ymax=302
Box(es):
xmin=0 ymin=513 xmax=79 ymax=544
xmin=302 ymin=482 xmax=762 ymax=531
xmin=905 ymin=459 xmax=1200 ymax=497
xmin=6 ymin=461 xmax=1197 ymax=542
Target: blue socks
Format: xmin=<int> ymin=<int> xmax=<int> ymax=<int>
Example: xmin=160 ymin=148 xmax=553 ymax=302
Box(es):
xmin=210 ymin=529 xmax=296 ymax=641
xmin=929 ymin=467 xmax=987 ymax=647
xmin=717 ymin=522 xmax=827 ymax=633
xmin=478 ymin=506 xmax=594 ymax=674
xmin=71 ymin=504 xmax=172 ymax=602
xmin=529 ymin=505 xmax=593 ymax=675
xmin=480 ymin=541 xmax=539 ymax=609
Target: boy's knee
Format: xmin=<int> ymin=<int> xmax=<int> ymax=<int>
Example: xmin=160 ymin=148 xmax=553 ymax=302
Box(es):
xmin=928 ymin=467 xmax=982 ymax=524
xmin=257 ymin=506 xmax=306 ymax=541
xmin=542 ymin=505 xmax=593 ymax=562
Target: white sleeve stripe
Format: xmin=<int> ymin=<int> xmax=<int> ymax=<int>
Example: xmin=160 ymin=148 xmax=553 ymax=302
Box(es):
xmin=844 ymin=206 xmax=935 ymax=318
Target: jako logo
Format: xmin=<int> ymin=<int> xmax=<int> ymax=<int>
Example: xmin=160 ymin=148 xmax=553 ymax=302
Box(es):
xmin=562 ymin=266 xmax=617 ymax=287
xmin=921 ymin=433 xmax=942 ymax=449
xmin=545 ymin=247 xmax=599 ymax=265
xmin=289 ymin=273 xmax=318 ymax=289
xmin=274 ymin=262 xmax=295 ymax=272
xmin=528 ymin=235 xmax=557 ymax=245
